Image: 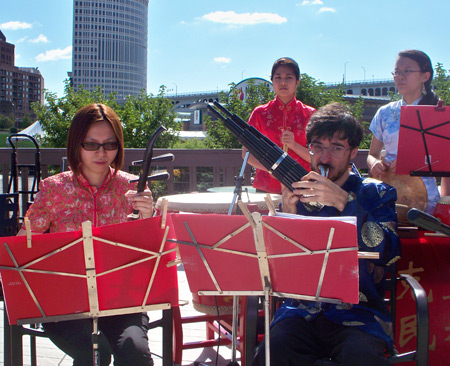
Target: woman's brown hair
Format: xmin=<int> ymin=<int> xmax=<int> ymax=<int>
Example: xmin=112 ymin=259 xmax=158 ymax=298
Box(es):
xmin=66 ymin=103 xmax=124 ymax=176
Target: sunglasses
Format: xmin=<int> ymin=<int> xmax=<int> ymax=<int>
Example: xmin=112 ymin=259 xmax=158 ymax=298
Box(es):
xmin=81 ymin=141 xmax=119 ymax=151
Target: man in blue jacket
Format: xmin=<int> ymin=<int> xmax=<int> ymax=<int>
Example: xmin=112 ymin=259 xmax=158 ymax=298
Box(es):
xmin=253 ymin=102 xmax=401 ymax=366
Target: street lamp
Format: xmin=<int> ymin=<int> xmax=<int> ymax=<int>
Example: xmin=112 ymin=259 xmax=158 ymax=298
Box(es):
xmin=361 ymin=66 xmax=366 ymax=81
xmin=241 ymin=70 xmax=246 ymax=80
xmin=172 ymin=83 xmax=178 ymax=97
xmin=9 ymin=101 xmax=18 ymax=131
xmin=343 ymin=62 xmax=349 ymax=84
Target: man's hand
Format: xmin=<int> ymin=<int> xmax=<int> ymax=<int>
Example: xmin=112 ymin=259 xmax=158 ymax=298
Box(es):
xmin=291 ymin=171 xmax=349 ymax=212
xmin=281 ymin=185 xmax=300 ymax=213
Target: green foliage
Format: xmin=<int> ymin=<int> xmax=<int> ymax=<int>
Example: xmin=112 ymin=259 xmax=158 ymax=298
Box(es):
xmin=434 ymin=62 xmax=450 ymax=105
xmin=32 ymin=80 xmax=119 ymax=147
xmin=0 ymin=113 xmax=14 ymax=130
xmin=172 ymin=138 xmax=208 ymax=149
xmin=20 ymin=114 xmax=33 ymax=129
xmin=205 ymin=80 xmax=275 ymax=148
xmin=32 ymin=80 xmax=178 ymax=149
xmin=118 ymin=86 xmax=179 ymax=148
xmin=296 ymin=73 xmax=345 ymax=109
xmin=345 ymin=97 xmax=371 ymax=149
xmin=347 ymin=96 xmax=364 ymax=121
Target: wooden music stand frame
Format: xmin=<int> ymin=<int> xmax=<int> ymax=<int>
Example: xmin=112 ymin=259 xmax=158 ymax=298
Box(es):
xmin=0 ymin=218 xmax=177 ymax=366
xmin=169 ymin=205 xmax=364 ymax=366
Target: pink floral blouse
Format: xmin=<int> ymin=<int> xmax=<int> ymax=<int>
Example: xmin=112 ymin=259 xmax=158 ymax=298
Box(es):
xmin=23 ymin=168 xmax=138 ymax=233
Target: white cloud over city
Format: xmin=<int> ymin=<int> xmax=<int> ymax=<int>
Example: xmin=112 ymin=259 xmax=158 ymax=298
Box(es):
xmin=214 ymin=57 xmax=231 ymax=64
xmin=299 ymin=0 xmax=336 ymax=13
xmin=301 ymin=0 xmax=324 ymax=5
xmin=0 ymin=21 xmax=33 ymax=30
xmin=35 ymin=46 xmax=72 ymax=62
xmin=202 ymin=11 xmax=287 ymax=25
xmin=29 ymin=34 xmax=49 ymax=43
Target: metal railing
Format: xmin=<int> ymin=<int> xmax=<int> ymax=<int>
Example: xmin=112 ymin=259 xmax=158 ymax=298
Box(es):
xmin=0 ymin=148 xmax=253 ymax=196
xmin=0 ymin=147 xmax=370 ymax=224
xmin=1 ymin=147 xmax=370 ymax=194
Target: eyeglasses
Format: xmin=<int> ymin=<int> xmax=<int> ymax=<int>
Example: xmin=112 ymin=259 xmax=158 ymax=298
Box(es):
xmin=308 ymin=143 xmax=350 ymax=159
xmin=391 ymin=70 xmax=421 ymax=78
xmin=81 ymin=141 xmax=119 ymax=151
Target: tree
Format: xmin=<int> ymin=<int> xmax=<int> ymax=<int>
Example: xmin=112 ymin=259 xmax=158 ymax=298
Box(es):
xmin=32 ymin=80 xmax=178 ymax=148
xmin=0 ymin=113 xmax=14 ymax=130
xmin=20 ymin=114 xmax=32 ymax=130
xmin=205 ymin=80 xmax=275 ymax=148
xmin=119 ymin=87 xmax=179 ymax=148
xmin=296 ymin=73 xmax=345 ymax=109
xmin=434 ymin=62 xmax=450 ymax=105
xmin=33 ymin=80 xmax=119 ymax=147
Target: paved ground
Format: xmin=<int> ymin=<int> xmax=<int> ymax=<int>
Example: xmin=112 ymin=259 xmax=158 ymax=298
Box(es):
xmin=0 ymin=265 xmax=239 ymax=366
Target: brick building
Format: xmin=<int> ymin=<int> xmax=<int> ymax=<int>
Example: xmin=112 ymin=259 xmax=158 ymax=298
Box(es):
xmin=0 ymin=30 xmax=44 ymax=126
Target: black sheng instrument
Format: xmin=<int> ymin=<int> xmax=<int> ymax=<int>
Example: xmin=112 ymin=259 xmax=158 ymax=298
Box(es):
xmin=207 ymin=101 xmax=310 ymax=193
xmin=128 ymin=126 xmax=174 ymax=219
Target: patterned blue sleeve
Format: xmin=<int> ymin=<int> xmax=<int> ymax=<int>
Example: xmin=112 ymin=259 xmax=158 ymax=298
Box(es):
xmin=340 ymin=178 xmax=401 ymax=267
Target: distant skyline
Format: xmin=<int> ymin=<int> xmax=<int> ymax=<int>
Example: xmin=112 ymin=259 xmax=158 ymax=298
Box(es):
xmin=1 ymin=0 xmax=449 ymax=98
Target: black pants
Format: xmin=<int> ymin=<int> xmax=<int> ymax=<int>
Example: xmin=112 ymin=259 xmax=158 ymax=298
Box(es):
xmin=43 ymin=313 xmax=153 ymax=366
xmin=252 ymin=314 xmax=391 ymax=366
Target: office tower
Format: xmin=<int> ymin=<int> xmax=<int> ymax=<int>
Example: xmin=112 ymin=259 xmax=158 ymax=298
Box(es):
xmin=0 ymin=30 xmax=44 ymax=124
xmin=71 ymin=0 xmax=149 ymax=100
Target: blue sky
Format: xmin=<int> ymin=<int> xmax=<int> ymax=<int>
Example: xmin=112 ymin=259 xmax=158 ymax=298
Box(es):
xmin=1 ymin=0 xmax=449 ymax=97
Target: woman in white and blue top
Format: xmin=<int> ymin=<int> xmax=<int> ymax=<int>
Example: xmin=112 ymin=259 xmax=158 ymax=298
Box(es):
xmin=368 ymin=50 xmax=449 ymax=214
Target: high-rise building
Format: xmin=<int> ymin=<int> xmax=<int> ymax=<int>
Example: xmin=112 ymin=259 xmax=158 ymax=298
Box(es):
xmin=0 ymin=30 xmax=44 ymax=125
xmin=71 ymin=0 xmax=149 ymax=101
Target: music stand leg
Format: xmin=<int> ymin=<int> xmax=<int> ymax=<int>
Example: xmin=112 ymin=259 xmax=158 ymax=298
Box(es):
xmin=264 ymin=282 xmax=270 ymax=366
xmin=226 ymin=295 xmax=240 ymax=366
xmin=92 ymin=317 xmax=100 ymax=366
xmin=162 ymin=308 xmax=173 ymax=366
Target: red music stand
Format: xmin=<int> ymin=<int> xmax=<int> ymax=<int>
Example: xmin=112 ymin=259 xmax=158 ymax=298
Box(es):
xmin=397 ymin=103 xmax=450 ymax=177
xmin=169 ymin=209 xmax=360 ymax=366
xmin=0 ymin=217 xmax=178 ymax=366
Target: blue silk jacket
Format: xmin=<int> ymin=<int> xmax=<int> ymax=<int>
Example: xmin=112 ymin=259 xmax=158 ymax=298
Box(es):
xmin=272 ymin=172 xmax=401 ymax=348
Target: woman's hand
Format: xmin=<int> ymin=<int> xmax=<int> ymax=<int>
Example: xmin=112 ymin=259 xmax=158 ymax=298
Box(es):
xmin=369 ymin=159 xmax=389 ymax=178
xmin=126 ymin=189 xmax=154 ymax=219
xmin=281 ymin=130 xmax=296 ymax=149
xmin=369 ymin=158 xmax=396 ymax=178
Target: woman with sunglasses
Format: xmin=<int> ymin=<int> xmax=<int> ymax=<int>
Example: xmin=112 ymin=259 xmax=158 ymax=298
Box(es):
xmin=18 ymin=104 xmax=154 ymax=366
xmin=367 ymin=50 xmax=447 ymax=215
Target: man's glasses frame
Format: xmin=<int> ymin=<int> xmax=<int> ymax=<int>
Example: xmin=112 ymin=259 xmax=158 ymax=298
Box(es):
xmin=308 ymin=143 xmax=350 ymax=159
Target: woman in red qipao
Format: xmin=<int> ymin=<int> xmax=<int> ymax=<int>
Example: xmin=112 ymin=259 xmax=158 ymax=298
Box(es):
xmin=243 ymin=57 xmax=316 ymax=194
xmin=17 ymin=104 xmax=155 ymax=366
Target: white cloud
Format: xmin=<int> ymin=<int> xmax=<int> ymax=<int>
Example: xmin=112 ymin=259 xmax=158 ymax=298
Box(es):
xmin=16 ymin=36 xmax=28 ymax=43
xmin=0 ymin=21 xmax=33 ymax=30
xmin=35 ymin=46 xmax=72 ymax=62
xmin=301 ymin=0 xmax=323 ymax=5
xmin=29 ymin=34 xmax=49 ymax=43
xmin=214 ymin=57 xmax=231 ymax=64
xmin=319 ymin=7 xmax=336 ymax=13
xmin=202 ymin=11 xmax=287 ymax=25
